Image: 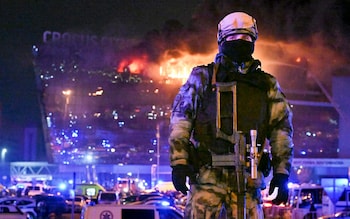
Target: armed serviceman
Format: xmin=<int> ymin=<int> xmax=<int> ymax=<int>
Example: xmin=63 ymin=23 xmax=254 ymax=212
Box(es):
xmin=168 ymin=11 xmax=294 ymax=219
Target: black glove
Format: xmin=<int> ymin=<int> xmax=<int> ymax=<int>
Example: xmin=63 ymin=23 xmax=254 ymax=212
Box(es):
xmin=171 ymin=164 xmax=197 ymax=195
xmin=269 ymin=173 xmax=289 ymax=205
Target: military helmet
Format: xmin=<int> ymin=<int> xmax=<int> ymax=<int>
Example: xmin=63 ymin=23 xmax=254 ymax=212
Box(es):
xmin=217 ymin=12 xmax=258 ymax=44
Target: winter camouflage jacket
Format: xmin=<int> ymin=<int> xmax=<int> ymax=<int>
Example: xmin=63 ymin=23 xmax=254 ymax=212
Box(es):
xmin=169 ymin=55 xmax=294 ymax=176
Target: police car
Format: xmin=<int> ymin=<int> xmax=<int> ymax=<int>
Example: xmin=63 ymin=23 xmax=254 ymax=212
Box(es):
xmin=0 ymin=205 xmax=28 ymax=219
xmin=81 ymin=204 xmax=184 ymax=219
xmin=0 ymin=197 xmax=37 ymax=219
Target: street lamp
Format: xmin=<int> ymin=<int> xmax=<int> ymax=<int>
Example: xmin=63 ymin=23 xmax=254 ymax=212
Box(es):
xmin=62 ymin=89 xmax=72 ymax=119
xmin=156 ymin=124 xmax=160 ymax=184
xmin=1 ymin=148 xmax=7 ymax=163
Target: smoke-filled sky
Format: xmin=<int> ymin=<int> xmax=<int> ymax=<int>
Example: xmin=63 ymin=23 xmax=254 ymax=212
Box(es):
xmin=1 ymin=0 xmax=350 ymax=159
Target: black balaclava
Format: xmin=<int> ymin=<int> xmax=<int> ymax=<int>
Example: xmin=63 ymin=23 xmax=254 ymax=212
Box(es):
xmin=219 ymin=39 xmax=254 ymax=63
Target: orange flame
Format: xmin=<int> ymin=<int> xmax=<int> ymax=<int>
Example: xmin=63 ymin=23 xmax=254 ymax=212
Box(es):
xmin=117 ymin=55 xmax=148 ymax=74
xmin=158 ymin=50 xmax=215 ymax=83
xmin=117 ymin=38 xmax=347 ymax=85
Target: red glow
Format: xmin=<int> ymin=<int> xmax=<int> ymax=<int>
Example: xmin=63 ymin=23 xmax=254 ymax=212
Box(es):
xmin=117 ymin=55 xmax=148 ymax=74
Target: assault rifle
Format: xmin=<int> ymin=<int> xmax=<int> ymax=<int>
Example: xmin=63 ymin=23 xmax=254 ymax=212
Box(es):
xmin=211 ymin=81 xmax=260 ymax=219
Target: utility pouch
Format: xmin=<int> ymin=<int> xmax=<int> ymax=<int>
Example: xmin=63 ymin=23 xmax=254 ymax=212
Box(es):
xmin=258 ymin=151 xmax=271 ymax=177
xmin=188 ymin=142 xmax=212 ymax=173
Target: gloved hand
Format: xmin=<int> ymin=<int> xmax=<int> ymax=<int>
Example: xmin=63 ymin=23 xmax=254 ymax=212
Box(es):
xmin=269 ymin=173 xmax=289 ymax=205
xmin=171 ymin=164 xmax=197 ymax=195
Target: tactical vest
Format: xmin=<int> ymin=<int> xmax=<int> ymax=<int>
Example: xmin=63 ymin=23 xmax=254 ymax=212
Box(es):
xmin=193 ymin=62 xmax=271 ymax=155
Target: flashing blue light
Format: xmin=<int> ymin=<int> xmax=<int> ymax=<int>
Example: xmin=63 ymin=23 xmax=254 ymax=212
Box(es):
xmin=161 ymin=201 xmax=170 ymax=206
xmin=58 ymin=183 xmax=67 ymax=190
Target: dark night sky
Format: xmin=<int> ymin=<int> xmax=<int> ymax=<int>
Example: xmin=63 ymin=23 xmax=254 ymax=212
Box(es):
xmin=1 ymin=0 xmax=350 ymax=161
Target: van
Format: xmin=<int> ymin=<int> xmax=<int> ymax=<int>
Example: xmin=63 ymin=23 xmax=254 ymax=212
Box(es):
xmin=263 ymin=183 xmax=333 ymax=219
xmin=75 ymin=183 xmax=106 ymax=201
xmin=97 ymin=191 xmax=118 ymax=204
xmin=288 ymin=184 xmax=332 ymax=218
xmin=335 ymin=187 xmax=350 ymax=212
xmin=81 ymin=204 xmax=183 ymax=219
xmin=25 ymin=185 xmax=45 ymax=196
xmin=16 ymin=183 xmax=46 ymax=197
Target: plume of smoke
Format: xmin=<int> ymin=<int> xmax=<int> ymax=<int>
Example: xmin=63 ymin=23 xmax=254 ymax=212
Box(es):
xmin=38 ymin=0 xmax=350 ymax=87
xmin=133 ymin=0 xmax=350 ymax=86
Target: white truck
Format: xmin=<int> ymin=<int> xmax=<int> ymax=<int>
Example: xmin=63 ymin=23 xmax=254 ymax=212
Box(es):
xmin=81 ymin=204 xmax=184 ymax=219
xmin=288 ymin=184 xmax=333 ymax=218
xmin=263 ymin=183 xmax=335 ymax=219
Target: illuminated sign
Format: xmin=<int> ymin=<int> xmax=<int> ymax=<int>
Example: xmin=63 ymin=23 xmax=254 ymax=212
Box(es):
xmin=42 ymin=30 xmax=121 ymax=46
xmin=293 ymin=158 xmax=350 ymax=167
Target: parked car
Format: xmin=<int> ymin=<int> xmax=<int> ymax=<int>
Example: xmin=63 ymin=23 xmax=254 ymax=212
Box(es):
xmin=65 ymin=195 xmax=87 ymax=213
xmin=0 ymin=204 xmax=28 ymax=219
xmin=0 ymin=197 xmax=37 ymax=219
xmin=24 ymin=186 xmax=45 ymax=197
xmin=127 ymin=195 xmax=176 ymax=207
xmin=81 ymin=204 xmax=184 ymax=219
xmin=121 ymin=192 xmax=163 ymax=204
xmin=32 ymin=194 xmax=67 ymax=216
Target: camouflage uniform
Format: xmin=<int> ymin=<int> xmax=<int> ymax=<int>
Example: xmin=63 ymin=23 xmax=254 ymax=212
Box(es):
xmin=169 ymin=54 xmax=293 ymax=219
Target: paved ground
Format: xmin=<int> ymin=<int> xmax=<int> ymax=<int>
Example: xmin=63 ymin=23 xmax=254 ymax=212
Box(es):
xmin=61 ymin=213 xmax=81 ymax=219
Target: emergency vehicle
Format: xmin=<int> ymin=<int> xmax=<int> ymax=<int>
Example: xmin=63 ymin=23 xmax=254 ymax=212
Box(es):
xmin=81 ymin=204 xmax=183 ymax=219
xmin=75 ymin=183 xmax=106 ymax=200
xmin=263 ymin=183 xmax=334 ymax=219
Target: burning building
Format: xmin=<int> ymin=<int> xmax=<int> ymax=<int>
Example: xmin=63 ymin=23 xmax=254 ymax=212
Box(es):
xmin=32 ymin=0 xmax=350 ymax=171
